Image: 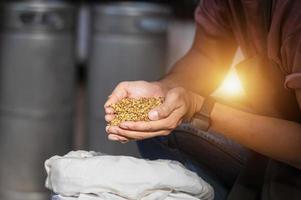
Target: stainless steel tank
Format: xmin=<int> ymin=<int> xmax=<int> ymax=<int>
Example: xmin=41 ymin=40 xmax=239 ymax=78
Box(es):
xmin=0 ymin=2 xmax=76 ymax=200
xmin=87 ymin=2 xmax=170 ymax=156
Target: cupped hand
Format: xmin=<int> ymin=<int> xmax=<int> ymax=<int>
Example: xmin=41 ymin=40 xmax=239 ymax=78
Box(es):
xmin=105 ymin=81 xmax=203 ymax=143
xmin=104 ymin=81 xmax=167 ymax=142
xmin=105 ymin=81 xmax=166 ymax=111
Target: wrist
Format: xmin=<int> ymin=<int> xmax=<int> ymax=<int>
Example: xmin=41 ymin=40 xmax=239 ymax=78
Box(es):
xmin=190 ymin=96 xmax=216 ymax=131
xmin=186 ymin=92 xmax=205 ymax=122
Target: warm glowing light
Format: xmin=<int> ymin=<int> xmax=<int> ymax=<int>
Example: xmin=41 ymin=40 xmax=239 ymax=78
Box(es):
xmin=214 ymin=69 xmax=245 ymax=98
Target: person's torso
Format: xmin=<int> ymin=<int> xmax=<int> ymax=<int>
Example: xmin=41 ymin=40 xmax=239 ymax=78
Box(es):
xmin=225 ymin=1 xmax=301 ymax=200
xmin=227 ymin=0 xmax=301 ymax=122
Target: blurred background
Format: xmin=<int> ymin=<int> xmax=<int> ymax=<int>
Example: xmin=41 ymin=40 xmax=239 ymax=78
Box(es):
xmin=0 ymin=0 xmax=245 ymax=199
xmin=0 ymin=0 xmax=200 ymax=200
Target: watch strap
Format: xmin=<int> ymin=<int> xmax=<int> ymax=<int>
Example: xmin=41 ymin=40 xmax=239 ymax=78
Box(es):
xmin=190 ymin=96 xmax=216 ymax=131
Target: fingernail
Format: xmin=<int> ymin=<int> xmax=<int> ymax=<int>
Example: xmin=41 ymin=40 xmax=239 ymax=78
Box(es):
xmin=107 ymin=108 xmax=114 ymax=114
xmin=149 ymin=110 xmax=159 ymax=120
xmin=104 ymin=101 xmax=111 ymax=107
xmin=108 ymin=134 xmax=118 ymax=141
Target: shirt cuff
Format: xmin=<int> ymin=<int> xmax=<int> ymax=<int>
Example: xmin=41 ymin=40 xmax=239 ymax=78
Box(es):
xmin=285 ymin=73 xmax=301 ymax=89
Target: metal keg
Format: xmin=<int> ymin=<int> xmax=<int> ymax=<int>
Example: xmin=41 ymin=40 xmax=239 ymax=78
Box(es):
xmin=0 ymin=2 xmax=76 ymax=200
xmin=87 ymin=2 xmax=170 ymax=156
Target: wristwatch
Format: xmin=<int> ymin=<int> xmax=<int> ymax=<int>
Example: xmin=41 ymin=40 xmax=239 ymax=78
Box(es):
xmin=190 ymin=96 xmax=216 ymax=132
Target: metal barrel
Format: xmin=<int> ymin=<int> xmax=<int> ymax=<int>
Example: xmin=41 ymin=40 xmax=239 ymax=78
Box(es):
xmin=87 ymin=2 xmax=170 ymax=156
xmin=0 ymin=2 xmax=76 ymax=200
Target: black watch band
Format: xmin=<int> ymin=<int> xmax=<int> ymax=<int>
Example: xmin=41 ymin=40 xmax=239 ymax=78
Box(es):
xmin=190 ymin=96 xmax=216 ymax=131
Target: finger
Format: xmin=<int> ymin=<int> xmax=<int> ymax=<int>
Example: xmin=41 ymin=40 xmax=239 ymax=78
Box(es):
xmin=104 ymin=93 xmax=125 ymax=108
xmin=105 ymin=107 xmax=114 ymax=114
xmin=120 ymin=140 xmax=130 ymax=144
xmin=105 ymin=114 xmax=115 ymax=122
xmin=105 ymin=125 xmax=111 ymax=134
xmin=108 ymin=134 xmax=129 ymax=142
xmin=120 ymin=109 xmax=183 ymax=132
xmin=148 ymin=91 xmax=182 ymax=121
xmin=106 ymin=126 xmax=137 ymax=141
xmin=104 ymin=82 xmax=128 ymax=108
xmin=107 ymin=126 xmax=169 ymax=140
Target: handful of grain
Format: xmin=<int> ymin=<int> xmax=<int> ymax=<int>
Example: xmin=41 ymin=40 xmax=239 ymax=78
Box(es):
xmin=109 ymin=97 xmax=164 ymax=126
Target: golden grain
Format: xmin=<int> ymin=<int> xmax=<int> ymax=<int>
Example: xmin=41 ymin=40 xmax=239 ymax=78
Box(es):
xmin=109 ymin=97 xmax=163 ymax=126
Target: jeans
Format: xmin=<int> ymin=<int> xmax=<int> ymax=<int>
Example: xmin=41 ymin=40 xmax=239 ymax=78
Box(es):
xmin=137 ymin=124 xmax=250 ymax=200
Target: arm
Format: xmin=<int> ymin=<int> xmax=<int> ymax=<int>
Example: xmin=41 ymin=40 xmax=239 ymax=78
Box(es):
xmin=161 ymin=0 xmax=237 ymax=95
xmin=105 ymin=1 xmax=301 ymax=169
xmin=210 ymin=91 xmax=301 ymax=169
xmin=157 ymin=3 xmax=301 ymax=169
xmin=161 ymin=26 xmax=237 ymax=96
xmin=113 ymin=83 xmax=301 ymax=169
xmin=159 ymin=35 xmax=301 ymax=168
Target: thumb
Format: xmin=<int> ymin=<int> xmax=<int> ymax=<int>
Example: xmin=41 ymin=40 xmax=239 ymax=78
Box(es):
xmin=148 ymin=92 xmax=179 ymax=121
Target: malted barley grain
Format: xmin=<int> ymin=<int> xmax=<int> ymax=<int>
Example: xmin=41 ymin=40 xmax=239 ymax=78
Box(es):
xmin=109 ymin=97 xmax=164 ymax=126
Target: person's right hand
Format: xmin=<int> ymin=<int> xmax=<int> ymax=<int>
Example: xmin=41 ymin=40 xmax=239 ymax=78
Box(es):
xmin=104 ymin=81 xmax=167 ymax=142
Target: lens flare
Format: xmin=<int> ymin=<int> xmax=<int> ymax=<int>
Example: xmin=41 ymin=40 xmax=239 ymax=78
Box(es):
xmin=214 ymin=69 xmax=245 ymax=98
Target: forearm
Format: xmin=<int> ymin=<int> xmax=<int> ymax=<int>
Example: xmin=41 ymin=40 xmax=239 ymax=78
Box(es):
xmin=160 ymin=49 xmax=227 ymax=95
xmin=159 ymin=27 xmax=237 ymax=96
xmin=211 ymin=102 xmax=301 ymax=169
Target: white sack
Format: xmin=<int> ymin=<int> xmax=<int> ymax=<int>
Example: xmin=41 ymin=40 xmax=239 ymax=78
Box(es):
xmin=45 ymin=151 xmax=214 ymax=200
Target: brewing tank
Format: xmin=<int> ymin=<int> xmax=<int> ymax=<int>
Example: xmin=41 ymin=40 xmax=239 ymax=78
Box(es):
xmin=0 ymin=2 xmax=76 ymax=200
xmin=87 ymin=2 xmax=170 ymax=156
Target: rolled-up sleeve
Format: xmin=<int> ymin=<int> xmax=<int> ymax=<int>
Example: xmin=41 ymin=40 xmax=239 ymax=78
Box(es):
xmin=194 ymin=0 xmax=237 ymax=65
xmin=170 ymin=0 xmax=237 ymax=95
xmin=195 ymin=0 xmax=234 ymax=39
xmin=282 ymin=30 xmax=301 ymax=90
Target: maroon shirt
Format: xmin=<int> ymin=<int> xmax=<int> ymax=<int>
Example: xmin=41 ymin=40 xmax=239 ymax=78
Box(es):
xmin=194 ymin=1 xmax=301 ymax=199
xmin=195 ymin=0 xmax=301 ymax=91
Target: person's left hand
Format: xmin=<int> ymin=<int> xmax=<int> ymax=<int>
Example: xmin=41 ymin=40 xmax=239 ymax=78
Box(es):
xmin=106 ymin=86 xmax=203 ymax=142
